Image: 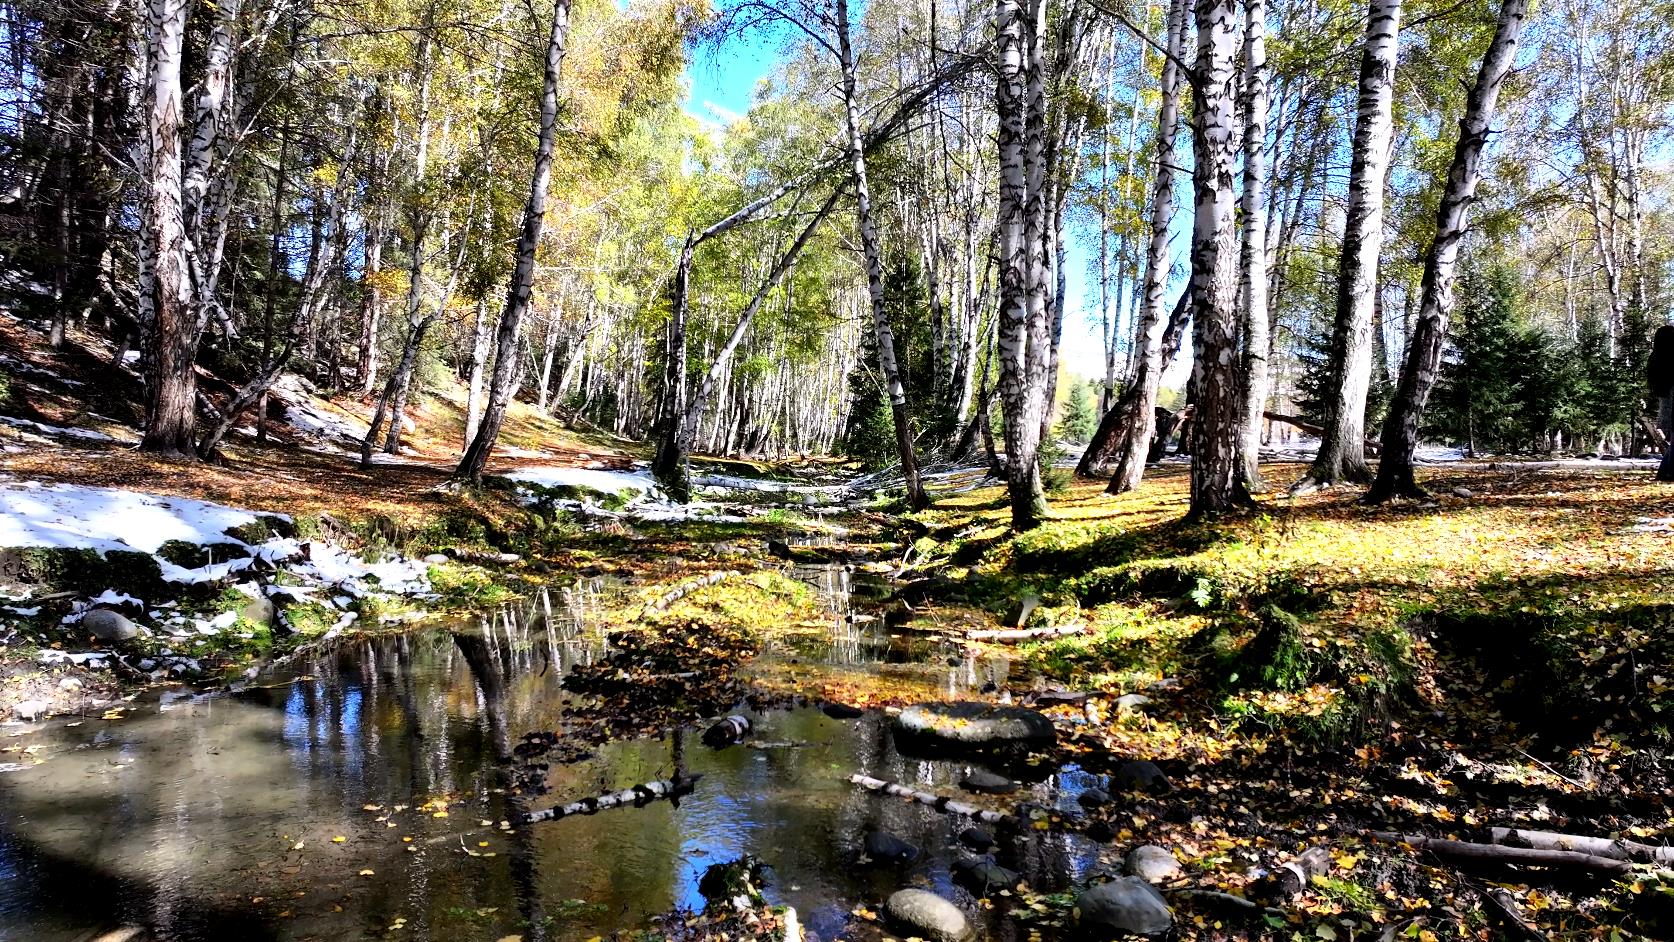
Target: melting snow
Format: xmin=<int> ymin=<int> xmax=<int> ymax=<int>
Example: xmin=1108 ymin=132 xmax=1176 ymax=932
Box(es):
xmin=0 ymin=415 xmax=118 ymax=442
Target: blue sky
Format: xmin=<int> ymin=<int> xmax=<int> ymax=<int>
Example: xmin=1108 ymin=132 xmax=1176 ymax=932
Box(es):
xmin=680 ymin=43 xmax=1183 ymax=388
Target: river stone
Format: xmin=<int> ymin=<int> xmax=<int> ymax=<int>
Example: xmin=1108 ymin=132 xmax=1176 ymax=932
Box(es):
xmin=957 ymin=826 xmax=996 ymax=852
xmin=1074 ymin=877 xmax=1173 ymax=936
xmin=83 ymin=609 xmax=137 ymax=642
xmin=1113 ymin=760 xmax=1171 ymax=794
xmin=1124 ymin=845 xmax=1184 ymax=883
xmin=1114 ymin=693 xmax=1152 ymax=714
xmin=895 ymin=702 xmax=1056 ymax=749
xmin=1077 ymin=787 xmax=1112 ymax=809
xmin=821 ymin=701 xmax=865 ymax=720
xmin=240 ymin=596 xmax=275 ymax=627
xmin=960 ymin=769 xmax=1018 ymax=795
xmin=952 ymin=855 xmax=1021 ymax=895
xmin=1452 ymin=486 xmax=1474 ymax=498
xmin=885 ymin=888 xmax=972 ymax=942
xmin=863 ymin=830 xmax=919 ymax=864
xmin=12 ymin=700 xmax=48 ymax=722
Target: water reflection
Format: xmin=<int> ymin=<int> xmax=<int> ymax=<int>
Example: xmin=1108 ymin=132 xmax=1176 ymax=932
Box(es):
xmin=0 ymin=574 xmax=1101 ymax=942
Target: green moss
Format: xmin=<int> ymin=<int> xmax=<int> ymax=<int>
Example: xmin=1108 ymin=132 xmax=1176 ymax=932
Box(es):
xmin=155 ymin=540 xmax=250 ymax=568
xmin=429 ymin=565 xmax=517 ymax=608
xmin=0 ymin=547 xmax=169 ymax=599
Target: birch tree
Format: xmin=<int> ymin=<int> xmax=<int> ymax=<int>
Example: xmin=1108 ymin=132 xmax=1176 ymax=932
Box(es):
xmin=1365 ymin=0 xmax=1529 ymax=502
xmin=1300 ymin=0 xmax=1402 ymax=489
xmin=1235 ymin=0 xmax=1271 ymax=491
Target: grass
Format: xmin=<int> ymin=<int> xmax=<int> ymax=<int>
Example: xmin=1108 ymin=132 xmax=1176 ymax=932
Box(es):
xmin=903 ymin=463 xmax=1674 ymax=753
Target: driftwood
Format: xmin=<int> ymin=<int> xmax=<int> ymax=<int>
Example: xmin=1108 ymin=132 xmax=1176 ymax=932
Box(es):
xmin=525 ymin=774 xmax=703 ymax=824
xmin=644 ymin=570 xmax=740 ymax=614
xmin=848 ymin=774 xmax=1020 ymax=828
xmin=967 ymin=622 xmax=1085 ymax=643
xmin=1489 ymin=827 xmax=1674 ymax=865
xmin=1366 ymin=831 xmax=1632 ymax=876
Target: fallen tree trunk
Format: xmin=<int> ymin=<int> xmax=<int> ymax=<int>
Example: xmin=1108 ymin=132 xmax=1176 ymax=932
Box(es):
xmin=1366 ymin=831 xmax=1632 ymax=876
xmin=525 ymin=774 xmax=702 ymax=824
xmin=967 ymin=622 xmax=1085 ymax=642
xmin=1489 ymin=826 xmax=1674 ymax=865
xmin=848 ymin=774 xmax=1019 ymax=828
xmin=644 ymin=570 xmax=740 ymax=614
xmin=1265 ymin=412 xmax=1381 ymax=456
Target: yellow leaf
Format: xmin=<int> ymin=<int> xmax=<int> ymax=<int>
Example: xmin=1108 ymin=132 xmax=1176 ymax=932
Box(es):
xmin=331 ymin=836 xmax=346 ymax=843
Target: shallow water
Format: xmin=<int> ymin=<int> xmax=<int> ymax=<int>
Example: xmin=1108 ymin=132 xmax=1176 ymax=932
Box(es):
xmin=0 ymin=571 xmax=1107 ymax=942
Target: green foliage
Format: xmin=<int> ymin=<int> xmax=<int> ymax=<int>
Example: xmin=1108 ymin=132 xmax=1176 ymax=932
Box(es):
xmin=1057 ymin=379 xmax=1097 ymax=444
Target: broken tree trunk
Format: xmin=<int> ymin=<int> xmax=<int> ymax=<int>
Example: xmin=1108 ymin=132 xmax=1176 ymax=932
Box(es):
xmin=1366 ymin=831 xmax=1632 ymax=876
xmin=524 ymin=774 xmax=702 ymax=824
xmin=1489 ymin=827 xmax=1674 ymax=865
xmin=967 ymin=622 xmax=1084 ymax=643
xmin=848 ymin=774 xmax=1020 ymax=828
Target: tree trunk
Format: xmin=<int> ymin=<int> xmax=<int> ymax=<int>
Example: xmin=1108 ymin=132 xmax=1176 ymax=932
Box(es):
xmin=837 ymin=0 xmax=926 ymax=510
xmin=464 ymin=297 xmax=491 ymax=446
xmin=1077 ymin=290 xmax=1189 ymax=475
xmin=1236 ymin=0 xmax=1271 ymax=492
xmin=1187 ymin=0 xmax=1246 ymax=515
xmin=456 ymin=0 xmax=572 ymax=483
xmin=1305 ymin=0 xmax=1401 ymax=488
xmin=137 ymin=0 xmax=196 ymax=458
xmin=1366 ymin=0 xmax=1528 ymax=502
xmin=1107 ymin=0 xmax=1189 ymax=495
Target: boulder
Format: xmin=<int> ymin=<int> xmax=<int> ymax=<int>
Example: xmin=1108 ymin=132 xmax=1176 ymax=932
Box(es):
xmin=240 ymin=596 xmax=275 ymax=628
xmin=1114 ymin=693 xmax=1152 ymax=714
xmin=952 ymin=855 xmax=1020 ymax=895
xmin=13 ymin=700 xmax=48 ymax=722
xmin=1123 ymin=845 xmax=1184 ymax=884
xmin=1074 ymin=877 xmax=1173 ymax=936
xmin=957 ymin=826 xmax=996 ymax=853
xmin=1112 ymin=760 xmax=1171 ymax=794
xmin=862 ymin=830 xmax=919 ymax=865
xmin=1077 ymin=787 xmax=1112 ymax=809
xmin=959 ymin=769 xmax=1018 ymax=795
xmin=895 ymin=702 xmax=1056 ymax=750
xmin=885 ymin=888 xmax=972 ymax=942
xmin=820 ymin=701 xmax=865 ymax=720
xmin=83 ymin=609 xmax=138 ymax=642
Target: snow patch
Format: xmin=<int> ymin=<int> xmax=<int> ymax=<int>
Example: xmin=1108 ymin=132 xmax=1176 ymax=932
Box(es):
xmin=504 ymin=465 xmax=660 ymax=496
xmin=0 ymin=415 xmax=118 ymax=442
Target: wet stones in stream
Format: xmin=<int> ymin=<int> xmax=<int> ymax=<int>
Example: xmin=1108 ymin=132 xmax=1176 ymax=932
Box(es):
xmin=1074 ymin=877 xmax=1174 ymax=936
xmin=959 ymin=769 xmax=1018 ymax=795
xmin=950 ymin=855 xmax=1021 ymax=896
xmin=1112 ymin=760 xmax=1172 ymax=794
xmin=862 ymin=830 xmax=919 ymax=865
xmin=957 ymin=826 xmax=996 ymax=853
xmin=1077 ymin=787 xmax=1112 ymax=809
xmin=884 ymin=889 xmax=972 ymax=942
xmin=894 ymin=702 xmax=1056 ymax=751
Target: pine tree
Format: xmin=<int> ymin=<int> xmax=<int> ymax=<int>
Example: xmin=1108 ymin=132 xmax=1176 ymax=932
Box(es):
xmin=1057 ymin=379 xmax=1097 ymax=443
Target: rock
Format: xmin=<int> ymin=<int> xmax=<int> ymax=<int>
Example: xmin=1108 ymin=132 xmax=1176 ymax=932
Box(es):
xmin=423 ymin=553 xmax=450 ymax=564
xmin=83 ymin=609 xmax=137 ymax=642
xmin=1074 ymin=877 xmax=1173 ymax=936
xmin=895 ymin=702 xmax=1056 ymax=749
xmin=767 ymin=539 xmax=793 ymax=559
xmin=884 ymin=888 xmax=972 ymax=942
xmin=1005 ymin=593 xmax=1041 ymax=628
xmin=702 ymin=715 xmax=752 ymax=748
xmin=862 ymin=830 xmax=919 ymax=864
xmin=1033 ymin=689 xmax=1091 ymax=706
xmin=1124 ymin=845 xmax=1184 ymax=883
xmin=820 ymin=701 xmax=865 ymax=720
xmin=1077 ymin=787 xmax=1112 ymax=809
xmin=1114 ymin=693 xmax=1151 ymax=714
xmin=240 ymin=596 xmax=275 ymax=627
xmin=58 ymin=677 xmax=82 ymax=692
xmin=957 ymin=826 xmax=996 ymax=853
xmin=959 ymin=769 xmax=1018 ymax=795
xmin=951 ymin=855 xmax=1020 ymax=895
xmin=1112 ymin=760 xmax=1172 ymax=794
xmin=13 ymin=700 xmax=48 ymax=722
xmin=1451 ymin=486 xmax=1474 ymax=498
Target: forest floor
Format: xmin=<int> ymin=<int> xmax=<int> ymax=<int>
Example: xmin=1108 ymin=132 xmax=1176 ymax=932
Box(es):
xmin=4 ymin=312 xmax=1674 ymax=939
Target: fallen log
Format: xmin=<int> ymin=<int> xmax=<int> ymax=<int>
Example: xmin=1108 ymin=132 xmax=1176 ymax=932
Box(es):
xmin=1265 ymin=412 xmax=1381 ymax=456
xmin=525 ymin=774 xmax=703 ymax=824
xmin=848 ymin=773 xmax=1020 ymax=828
xmin=1365 ymin=831 xmax=1632 ymax=876
xmin=1488 ymin=826 xmax=1674 ymax=865
xmin=967 ymin=622 xmax=1085 ymax=643
xmin=643 ymin=570 xmax=741 ymax=614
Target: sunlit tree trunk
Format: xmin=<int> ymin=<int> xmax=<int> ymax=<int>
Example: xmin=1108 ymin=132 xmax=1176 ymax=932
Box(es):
xmin=1304 ymin=0 xmax=1401 ymax=488
xmin=464 ymin=297 xmax=491 ymax=446
xmin=137 ymin=0 xmax=196 ymax=458
xmin=1106 ymin=0 xmax=1188 ymax=495
xmin=1187 ymin=0 xmax=1246 ymax=515
xmin=837 ymin=0 xmax=927 ymax=509
xmin=1236 ymin=0 xmax=1271 ymax=492
xmin=456 ymin=0 xmax=572 ymax=483
xmin=1366 ymin=0 xmax=1528 ymax=502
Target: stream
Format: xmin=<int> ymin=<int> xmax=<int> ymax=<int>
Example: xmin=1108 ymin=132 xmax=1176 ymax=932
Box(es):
xmin=0 ymin=563 xmax=1111 ymax=942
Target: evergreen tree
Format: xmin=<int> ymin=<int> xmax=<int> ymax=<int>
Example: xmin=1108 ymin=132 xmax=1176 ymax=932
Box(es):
xmin=1058 ymin=379 xmax=1097 ymax=443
